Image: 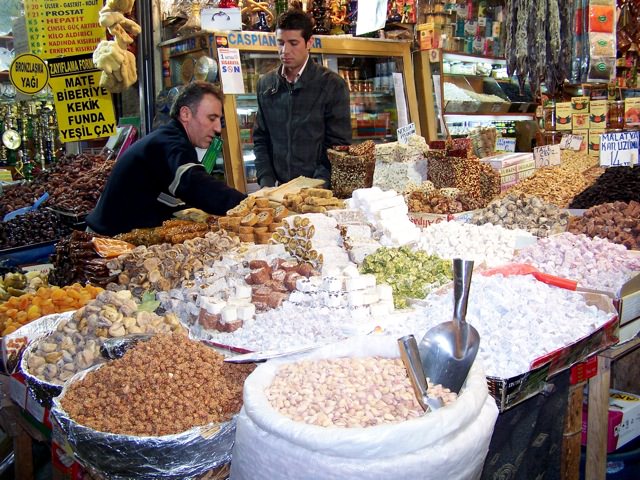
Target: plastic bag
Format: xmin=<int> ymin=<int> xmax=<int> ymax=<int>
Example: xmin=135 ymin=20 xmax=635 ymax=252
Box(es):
xmin=230 ymin=336 xmax=498 ymax=480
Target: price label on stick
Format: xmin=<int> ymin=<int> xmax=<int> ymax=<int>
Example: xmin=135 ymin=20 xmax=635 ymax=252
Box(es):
xmin=599 ymin=131 xmax=639 ymax=167
xmin=533 ymin=144 xmax=561 ymax=168
xmin=495 ymin=137 xmax=516 ymax=152
xmin=559 ymin=134 xmax=584 ymax=151
xmin=396 ymin=123 xmax=416 ymax=144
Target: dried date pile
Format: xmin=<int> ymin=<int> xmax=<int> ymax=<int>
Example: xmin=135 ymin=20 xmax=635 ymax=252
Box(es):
xmin=568 ymin=201 xmax=640 ymax=250
xmin=569 ymin=166 xmax=640 ymax=209
xmin=0 ymin=209 xmax=71 ymax=249
xmin=59 ymin=333 xmax=254 ymax=436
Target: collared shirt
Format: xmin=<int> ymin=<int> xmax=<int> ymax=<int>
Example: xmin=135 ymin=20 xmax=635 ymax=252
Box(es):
xmin=280 ymin=54 xmax=310 ymax=84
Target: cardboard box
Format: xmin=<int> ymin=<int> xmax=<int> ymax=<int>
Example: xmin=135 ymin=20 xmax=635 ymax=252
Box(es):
xmin=556 ymin=102 xmax=573 ymax=130
xmin=572 ymin=113 xmax=590 ymax=130
xmin=582 ymin=389 xmax=640 ymax=453
xmin=517 ymin=167 xmax=536 ymax=181
xmin=624 ymin=97 xmax=640 ymax=126
xmin=571 ymin=96 xmax=590 ymax=112
xmin=590 ymin=100 xmax=608 ymax=128
xmin=589 ymin=129 xmax=605 ymax=157
xmin=417 ymin=23 xmax=436 ymax=50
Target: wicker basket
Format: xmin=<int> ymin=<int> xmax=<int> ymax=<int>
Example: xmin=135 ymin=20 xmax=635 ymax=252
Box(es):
xmin=327 ymin=145 xmax=376 ymax=199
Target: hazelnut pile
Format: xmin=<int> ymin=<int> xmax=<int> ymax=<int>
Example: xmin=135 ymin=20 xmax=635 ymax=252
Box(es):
xmin=60 ymin=333 xmax=254 ymax=436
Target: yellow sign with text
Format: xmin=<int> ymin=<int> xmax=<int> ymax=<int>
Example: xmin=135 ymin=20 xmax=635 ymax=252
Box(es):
xmin=47 ymin=53 xmax=116 ymax=143
xmin=9 ymin=53 xmax=49 ymax=94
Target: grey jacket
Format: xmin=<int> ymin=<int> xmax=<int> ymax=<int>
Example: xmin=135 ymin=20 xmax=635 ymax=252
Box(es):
xmin=253 ymin=60 xmax=352 ymax=187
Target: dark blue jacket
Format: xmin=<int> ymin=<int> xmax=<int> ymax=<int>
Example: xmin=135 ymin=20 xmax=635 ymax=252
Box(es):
xmin=86 ymin=120 xmax=245 ymax=236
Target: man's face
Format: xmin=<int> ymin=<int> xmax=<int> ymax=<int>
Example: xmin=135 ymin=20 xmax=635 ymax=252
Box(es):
xmin=276 ymin=29 xmax=312 ymax=72
xmin=180 ymin=93 xmax=223 ymax=149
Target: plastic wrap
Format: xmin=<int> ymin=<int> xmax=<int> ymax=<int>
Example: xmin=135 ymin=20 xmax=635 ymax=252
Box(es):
xmin=230 ymin=336 xmax=499 ymax=480
xmin=51 ymin=363 xmax=237 ymax=480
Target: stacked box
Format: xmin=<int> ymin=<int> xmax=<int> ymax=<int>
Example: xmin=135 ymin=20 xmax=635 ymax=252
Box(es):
xmin=480 ymin=152 xmax=536 ymax=191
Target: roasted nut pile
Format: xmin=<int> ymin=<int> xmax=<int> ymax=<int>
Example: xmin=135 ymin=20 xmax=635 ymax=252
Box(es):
xmin=266 ymin=357 xmax=457 ymax=428
xmin=568 ymin=201 xmax=640 ymax=249
xmin=470 ymin=193 xmax=569 ymax=237
xmin=569 ymin=166 xmax=640 ymax=208
xmin=60 ymin=333 xmax=255 ymax=436
xmin=25 ymin=290 xmax=182 ymax=384
xmin=107 ymin=231 xmax=239 ymax=295
xmin=503 ymin=151 xmax=601 ymax=207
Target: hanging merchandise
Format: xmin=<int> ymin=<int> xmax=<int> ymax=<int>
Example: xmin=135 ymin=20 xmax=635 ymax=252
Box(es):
xmin=504 ymin=0 xmax=574 ymax=96
xmin=586 ymin=0 xmax=616 ymax=83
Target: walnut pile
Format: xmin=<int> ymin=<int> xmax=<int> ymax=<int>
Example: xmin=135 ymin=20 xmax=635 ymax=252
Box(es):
xmin=60 ymin=333 xmax=255 ymax=436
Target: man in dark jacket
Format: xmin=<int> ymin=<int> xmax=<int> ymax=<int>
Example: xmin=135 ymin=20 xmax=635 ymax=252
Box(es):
xmin=253 ymin=9 xmax=351 ymax=188
xmin=86 ymin=82 xmax=246 ymax=236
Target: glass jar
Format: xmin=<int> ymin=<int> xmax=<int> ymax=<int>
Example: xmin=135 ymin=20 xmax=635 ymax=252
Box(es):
xmin=543 ymin=131 xmax=562 ymax=145
xmin=607 ymin=100 xmax=625 ymax=129
xmin=543 ymin=106 xmax=556 ymax=131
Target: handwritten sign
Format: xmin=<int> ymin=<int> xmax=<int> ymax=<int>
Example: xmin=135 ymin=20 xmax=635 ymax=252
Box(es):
xmin=495 ymin=137 xmax=516 ymax=152
xmin=559 ymin=134 xmax=584 ymax=151
xmin=599 ymin=131 xmax=639 ymax=167
xmin=533 ymin=144 xmax=561 ymax=168
xmin=397 ymin=123 xmax=416 ymax=144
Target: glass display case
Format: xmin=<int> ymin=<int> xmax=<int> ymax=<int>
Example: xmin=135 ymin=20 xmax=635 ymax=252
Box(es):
xmin=158 ymin=32 xmax=419 ymax=193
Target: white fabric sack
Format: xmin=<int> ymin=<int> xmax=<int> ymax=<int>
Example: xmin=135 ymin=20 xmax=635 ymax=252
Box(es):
xmin=230 ymin=336 xmax=498 ymax=480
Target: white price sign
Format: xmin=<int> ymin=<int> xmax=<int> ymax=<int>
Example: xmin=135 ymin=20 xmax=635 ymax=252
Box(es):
xmin=397 ymin=123 xmax=416 ymax=144
xmin=495 ymin=137 xmax=516 ymax=152
xmin=599 ymin=131 xmax=639 ymax=167
xmin=559 ymin=134 xmax=584 ymax=151
xmin=533 ymin=144 xmax=561 ymax=168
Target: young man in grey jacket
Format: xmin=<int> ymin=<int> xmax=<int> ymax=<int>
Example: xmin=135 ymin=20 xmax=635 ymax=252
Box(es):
xmin=253 ymin=9 xmax=352 ymax=188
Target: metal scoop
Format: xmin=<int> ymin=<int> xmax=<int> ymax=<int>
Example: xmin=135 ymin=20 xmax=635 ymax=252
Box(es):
xmin=419 ymin=258 xmax=480 ymax=394
xmin=398 ymin=335 xmax=443 ymax=411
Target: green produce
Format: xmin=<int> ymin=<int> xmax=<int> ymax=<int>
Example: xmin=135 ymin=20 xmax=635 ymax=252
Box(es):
xmin=360 ymin=247 xmax=452 ymax=308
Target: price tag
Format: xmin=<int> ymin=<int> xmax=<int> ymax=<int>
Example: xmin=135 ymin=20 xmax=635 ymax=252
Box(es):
xmin=533 ymin=144 xmax=561 ymax=168
xmin=599 ymin=131 xmax=639 ymax=167
xmin=559 ymin=134 xmax=584 ymax=151
xmin=495 ymin=137 xmax=516 ymax=152
xmin=397 ymin=123 xmax=416 ymax=144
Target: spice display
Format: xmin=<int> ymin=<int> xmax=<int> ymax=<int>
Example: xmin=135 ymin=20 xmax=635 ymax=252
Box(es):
xmin=25 ymin=290 xmax=183 ymax=384
xmin=360 ymin=247 xmax=452 ymax=308
xmin=328 ymin=141 xmax=376 ymax=198
xmin=0 ymin=270 xmax=48 ymax=302
xmin=267 ymin=357 xmax=457 ymax=428
xmin=59 ymin=333 xmax=254 ymax=436
xmin=115 ymin=219 xmax=218 ymax=247
xmin=0 ymin=283 xmax=102 ymax=335
xmin=567 ymin=201 xmax=640 ymax=250
xmin=514 ymin=233 xmax=640 ymax=292
xmin=470 ymin=193 xmax=569 ymax=237
xmin=347 ymin=188 xmax=420 ymax=246
xmin=395 ymin=275 xmax=613 ymax=378
xmin=0 ymin=209 xmax=71 ymax=249
xmin=569 ymin=166 xmax=640 ymax=208
xmin=417 ymin=221 xmax=535 ymax=267
xmin=272 ymin=214 xmax=348 ymax=271
xmin=107 ymin=231 xmax=240 ymax=295
xmin=281 ymin=187 xmax=345 ymax=214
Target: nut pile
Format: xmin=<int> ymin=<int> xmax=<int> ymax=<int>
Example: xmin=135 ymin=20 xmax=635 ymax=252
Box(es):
xmin=568 ymin=201 xmax=640 ymax=249
xmin=569 ymin=166 xmax=640 ymax=208
xmin=25 ymin=290 xmax=182 ymax=384
xmin=59 ymin=333 xmax=255 ymax=436
xmin=267 ymin=357 xmax=457 ymax=428
xmin=0 ymin=283 xmax=102 ymax=335
xmin=470 ymin=193 xmax=569 ymax=237
xmin=107 ymin=231 xmax=240 ymax=295
xmin=503 ymin=151 xmax=601 ymax=207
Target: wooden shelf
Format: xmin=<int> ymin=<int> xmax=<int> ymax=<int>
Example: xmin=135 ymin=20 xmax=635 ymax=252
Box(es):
xmin=442 ymin=50 xmax=507 ymax=62
xmin=444 ymin=111 xmax=535 ymax=117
